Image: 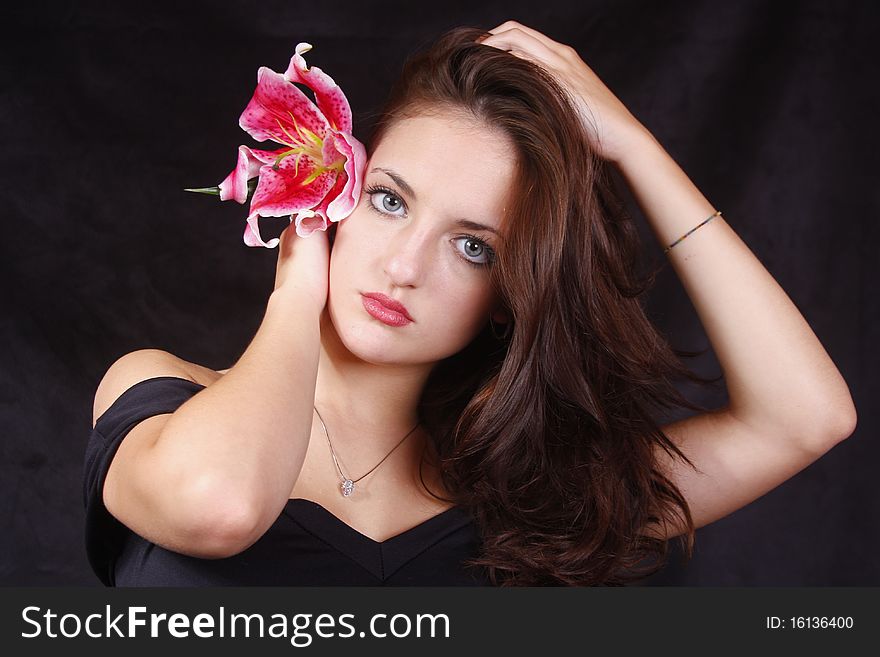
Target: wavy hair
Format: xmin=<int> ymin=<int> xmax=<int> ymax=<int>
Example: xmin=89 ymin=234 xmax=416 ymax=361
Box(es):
xmin=363 ymin=26 xmax=721 ymax=586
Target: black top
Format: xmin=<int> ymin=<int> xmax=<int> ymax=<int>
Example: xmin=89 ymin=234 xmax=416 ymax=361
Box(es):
xmin=83 ymin=376 xmax=491 ymax=586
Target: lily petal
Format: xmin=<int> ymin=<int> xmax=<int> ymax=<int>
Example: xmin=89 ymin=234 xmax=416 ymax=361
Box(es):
xmin=293 ymin=172 xmax=346 ymax=238
xmin=293 ymin=208 xmax=329 ymax=238
xmin=218 ymin=145 xmax=278 ymax=203
xmin=284 ymin=43 xmax=353 ymax=134
xmin=249 ymin=155 xmax=337 ymax=219
xmin=321 ymin=132 xmax=346 ymax=168
xmin=239 ymin=66 xmax=330 ymax=145
xmin=243 ymin=210 xmax=280 ymax=249
xmin=325 ymin=131 xmax=367 ymax=221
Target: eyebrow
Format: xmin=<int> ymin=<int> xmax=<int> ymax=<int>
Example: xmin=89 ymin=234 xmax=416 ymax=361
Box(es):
xmin=372 ymin=167 xmax=417 ymax=201
xmin=370 ymin=167 xmax=502 ymax=238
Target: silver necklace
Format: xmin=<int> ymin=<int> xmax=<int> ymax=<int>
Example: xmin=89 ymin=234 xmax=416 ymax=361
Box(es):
xmin=313 ymin=405 xmax=420 ymax=498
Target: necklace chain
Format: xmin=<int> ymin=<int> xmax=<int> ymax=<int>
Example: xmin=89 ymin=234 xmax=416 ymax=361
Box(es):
xmin=313 ymin=405 xmax=420 ymax=497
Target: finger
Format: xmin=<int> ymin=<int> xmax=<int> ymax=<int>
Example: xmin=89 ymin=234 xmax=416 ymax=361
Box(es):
xmin=486 ymin=20 xmax=567 ymax=52
xmin=278 ymin=220 xmax=298 ymax=256
xmin=483 ymin=27 xmax=557 ymax=58
xmin=480 ymin=29 xmax=561 ymax=68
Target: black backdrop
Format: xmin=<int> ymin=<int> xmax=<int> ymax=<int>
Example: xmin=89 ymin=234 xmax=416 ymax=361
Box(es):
xmin=2 ymin=0 xmax=876 ymax=585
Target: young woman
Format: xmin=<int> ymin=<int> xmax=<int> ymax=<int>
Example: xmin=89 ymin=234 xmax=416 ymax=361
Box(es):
xmin=85 ymin=21 xmax=857 ymax=586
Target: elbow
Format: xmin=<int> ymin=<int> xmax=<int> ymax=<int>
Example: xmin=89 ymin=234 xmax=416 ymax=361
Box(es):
xmin=825 ymin=384 xmax=859 ymax=443
xmin=177 ymin=479 xmax=266 ymax=559
xmin=803 ymin=400 xmax=858 ymax=456
xmin=823 ymin=378 xmax=860 ymax=445
xmin=829 ymin=403 xmax=858 ymax=443
xmin=193 ymin=502 xmax=262 ymax=559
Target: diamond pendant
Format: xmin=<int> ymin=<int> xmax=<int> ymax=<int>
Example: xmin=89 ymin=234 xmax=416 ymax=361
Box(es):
xmin=341 ymin=479 xmax=355 ymax=497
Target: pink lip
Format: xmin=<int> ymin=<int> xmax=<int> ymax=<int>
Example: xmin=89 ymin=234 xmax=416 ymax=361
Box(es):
xmin=361 ymin=292 xmax=414 ymax=326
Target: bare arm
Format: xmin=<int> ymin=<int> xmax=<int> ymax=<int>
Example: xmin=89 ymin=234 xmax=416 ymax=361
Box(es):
xmin=101 ymin=225 xmax=329 ymax=557
xmin=615 ymin=131 xmax=857 ymax=539
xmin=615 ymin=130 xmax=856 ymax=447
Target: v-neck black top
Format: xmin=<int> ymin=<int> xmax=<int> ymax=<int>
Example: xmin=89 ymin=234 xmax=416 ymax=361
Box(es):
xmin=83 ymin=376 xmax=491 ymax=586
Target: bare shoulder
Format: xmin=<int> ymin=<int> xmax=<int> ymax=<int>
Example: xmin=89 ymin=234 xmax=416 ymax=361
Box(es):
xmin=92 ymin=349 xmax=216 ymax=429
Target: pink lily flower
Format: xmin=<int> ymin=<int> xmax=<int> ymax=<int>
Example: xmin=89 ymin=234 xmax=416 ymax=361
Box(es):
xmin=204 ymin=43 xmax=366 ymax=248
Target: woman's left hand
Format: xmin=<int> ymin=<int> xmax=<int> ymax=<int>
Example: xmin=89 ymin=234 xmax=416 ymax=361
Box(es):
xmin=477 ymin=20 xmax=651 ymax=164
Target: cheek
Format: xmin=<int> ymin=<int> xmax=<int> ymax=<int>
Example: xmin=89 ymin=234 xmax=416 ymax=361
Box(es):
xmin=431 ymin=281 xmax=494 ymax=337
xmin=331 ymin=214 xmax=368 ymax=263
xmin=334 ymin=207 xmax=379 ymax=249
xmin=329 ymin=216 xmax=388 ymax=295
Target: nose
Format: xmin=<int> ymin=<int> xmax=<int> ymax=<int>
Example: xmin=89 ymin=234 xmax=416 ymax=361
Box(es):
xmin=382 ymin=222 xmax=432 ymax=288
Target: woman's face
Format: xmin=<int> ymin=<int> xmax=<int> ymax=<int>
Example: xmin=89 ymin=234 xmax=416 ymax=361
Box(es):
xmin=327 ymin=110 xmax=515 ymax=367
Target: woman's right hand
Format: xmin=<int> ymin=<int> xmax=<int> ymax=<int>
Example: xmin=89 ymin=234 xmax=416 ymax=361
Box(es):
xmin=272 ymin=221 xmax=331 ymax=311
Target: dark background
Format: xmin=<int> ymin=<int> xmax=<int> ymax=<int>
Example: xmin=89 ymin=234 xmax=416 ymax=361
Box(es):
xmin=1 ymin=0 xmax=876 ymax=585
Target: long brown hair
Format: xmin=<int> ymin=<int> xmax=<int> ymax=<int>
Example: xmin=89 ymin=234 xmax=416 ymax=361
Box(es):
xmin=365 ymin=27 xmax=720 ymax=586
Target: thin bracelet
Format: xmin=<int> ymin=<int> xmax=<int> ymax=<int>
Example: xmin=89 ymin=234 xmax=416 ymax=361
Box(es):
xmin=663 ymin=210 xmax=722 ymax=254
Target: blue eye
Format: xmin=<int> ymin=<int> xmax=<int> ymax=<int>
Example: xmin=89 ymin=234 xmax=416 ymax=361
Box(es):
xmin=455 ymin=235 xmax=494 ymax=267
xmin=365 ymin=185 xmax=406 ymax=216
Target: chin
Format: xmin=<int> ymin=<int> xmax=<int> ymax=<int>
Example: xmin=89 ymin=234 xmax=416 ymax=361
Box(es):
xmin=343 ymin=319 xmax=426 ymax=363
